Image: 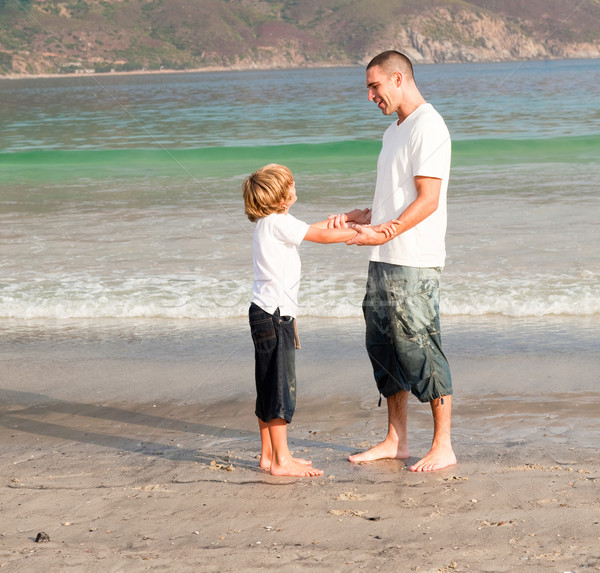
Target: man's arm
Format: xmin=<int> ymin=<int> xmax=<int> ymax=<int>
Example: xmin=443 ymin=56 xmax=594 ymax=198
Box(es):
xmin=346 ymin=176 xmax=441 ymax=246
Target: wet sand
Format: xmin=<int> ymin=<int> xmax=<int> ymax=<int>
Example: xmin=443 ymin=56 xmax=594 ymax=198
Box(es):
xmin=1 ymin=317 xmax=599 ymax=572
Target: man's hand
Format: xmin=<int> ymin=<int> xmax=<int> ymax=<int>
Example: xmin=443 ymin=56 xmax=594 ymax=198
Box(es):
xmin=348 ymin=208 xmax=372 ymax=225
xmin=328 ymin=208 xmax=371 ymax=229
xmin=345 ymin=224 xmax=387 ymax=246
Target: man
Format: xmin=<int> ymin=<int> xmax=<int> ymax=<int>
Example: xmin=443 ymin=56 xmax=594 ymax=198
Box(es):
xmin=330 ymin=50 xmax=456 ymax=472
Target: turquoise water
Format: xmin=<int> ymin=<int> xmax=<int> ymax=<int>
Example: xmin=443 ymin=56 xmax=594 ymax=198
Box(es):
xmin=2 ymin=59 xmax=598 ymax=151
xmin=1 ymin=134 xmax=598 ymax=183
xmin=0 ymin=60 xmax=599 ymax=321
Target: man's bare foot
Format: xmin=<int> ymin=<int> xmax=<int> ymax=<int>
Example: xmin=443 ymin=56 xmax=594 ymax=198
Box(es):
xmin=410 ymin=446 xmax=457 ymax=472
xmin=348 ymin=439 xmax=410 ymax=463
xmin=270 ymin=458 xmax=323 ymax=477
xmin=259 ymin=456 xmax=312 ymax=470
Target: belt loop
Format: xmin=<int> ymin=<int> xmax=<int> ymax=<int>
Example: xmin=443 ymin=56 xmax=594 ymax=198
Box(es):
xmin=293 ymin=318 xmax=301 ymax=350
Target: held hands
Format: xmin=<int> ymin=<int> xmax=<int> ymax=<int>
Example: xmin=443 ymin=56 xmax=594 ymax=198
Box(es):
xmin=327 ymin=208 xmax=371 ymax=229
xmin=371 ymin=219 xmax=401 ymax=238
xmin=347 ymin=208 xmax=372 ymax=225
xmin=327 ymin=213 xmax=348 ymax=229
xmin=328 ymin=208 xmax=399 ymax=246
xmin=345 ymin=223 xmax=383 ymax=246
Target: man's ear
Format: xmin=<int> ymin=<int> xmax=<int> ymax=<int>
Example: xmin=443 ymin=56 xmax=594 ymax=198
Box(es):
xmin=392 ymin=72 xmax=403 ymax=87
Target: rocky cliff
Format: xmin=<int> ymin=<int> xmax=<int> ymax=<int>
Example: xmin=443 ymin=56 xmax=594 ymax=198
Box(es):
xmin=1 ymin=0 xmax=599 ymax=76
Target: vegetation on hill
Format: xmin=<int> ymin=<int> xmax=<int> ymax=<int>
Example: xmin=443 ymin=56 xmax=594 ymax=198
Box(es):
xmin=0 ymin=0 xmax=599 ymax=75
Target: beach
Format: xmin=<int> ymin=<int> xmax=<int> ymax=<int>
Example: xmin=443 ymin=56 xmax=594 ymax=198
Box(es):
xmin=1 ymin=317 xmax=599 ymax=572
xmin=1 ymin=60 xmax=599 ymax=571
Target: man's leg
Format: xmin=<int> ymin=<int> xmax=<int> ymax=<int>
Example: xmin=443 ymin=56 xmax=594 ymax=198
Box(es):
xmin=348 ymin=390 xmax=410 ymax=463
xmin=410 ymin=395 xmax=456 ymax=472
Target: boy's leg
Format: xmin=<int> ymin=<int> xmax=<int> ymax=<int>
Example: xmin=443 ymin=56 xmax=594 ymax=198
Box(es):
xmin=265 ymin=418 xmax=323 ymax=477
xmin=250 ymin=306 xmax=318 ymax=476
xmin=258 ymin=417 xmax=314 ymax=470
xmin=258 ymin=418 xmax=273 ymax=470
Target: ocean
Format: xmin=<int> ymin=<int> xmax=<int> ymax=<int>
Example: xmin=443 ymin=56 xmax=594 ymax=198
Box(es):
xmin=1 ymin=59 xmax=599 ymax=348
xmin=2 ymin=60 xmax=600 ymax=573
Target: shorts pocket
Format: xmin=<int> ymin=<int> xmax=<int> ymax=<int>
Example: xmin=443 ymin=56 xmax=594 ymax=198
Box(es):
xmin=249 ymin=313 xmax=277 ymax=353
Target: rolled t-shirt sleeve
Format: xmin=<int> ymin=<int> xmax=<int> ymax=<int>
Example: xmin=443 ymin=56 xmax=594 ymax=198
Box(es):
xmin=411 ymin=118 xmax=451 ymax=179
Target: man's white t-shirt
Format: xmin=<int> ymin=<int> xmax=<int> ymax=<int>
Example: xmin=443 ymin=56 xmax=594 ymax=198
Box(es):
xmin=251 ymin=213 xmax=310 ymax=318
xmin=369 ymin=103 xmax=451 ymax=268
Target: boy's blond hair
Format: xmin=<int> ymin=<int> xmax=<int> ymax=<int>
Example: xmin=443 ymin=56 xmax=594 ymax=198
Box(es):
xmin=243 ymin=163 xmax=295 ymax=222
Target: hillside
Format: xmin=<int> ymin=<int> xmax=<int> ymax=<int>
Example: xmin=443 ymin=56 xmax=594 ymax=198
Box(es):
xmin=1 ymin=0 xmax=599 ymax=76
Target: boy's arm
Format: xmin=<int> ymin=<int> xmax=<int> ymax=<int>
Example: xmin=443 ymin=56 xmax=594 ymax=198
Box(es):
xmin=304 ymin=224 xmax=357 ymax=244
xmin=309 ymin=219 xmax=332 ymax=230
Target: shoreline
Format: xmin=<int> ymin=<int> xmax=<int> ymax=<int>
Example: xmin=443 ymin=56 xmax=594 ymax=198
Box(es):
xmin=1 ymin=55 xmax=599 ymax=81
xmin=2 ymin=54 xmax=599 ymax=571
xmin=2 ymin=315 xmax=600 ymax=403
xmin=0 ymin=62 xmax=355 ymax=81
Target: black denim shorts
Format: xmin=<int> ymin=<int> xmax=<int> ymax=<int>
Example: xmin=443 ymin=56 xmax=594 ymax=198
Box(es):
xmin=249 ymin=303 xmax=297 ymax=423
xmin=363 ymin=262 xmax=452 ymax=403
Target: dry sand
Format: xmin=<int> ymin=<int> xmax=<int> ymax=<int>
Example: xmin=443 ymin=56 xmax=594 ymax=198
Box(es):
xmin=1 ymin=317 xmax=599 ymax=572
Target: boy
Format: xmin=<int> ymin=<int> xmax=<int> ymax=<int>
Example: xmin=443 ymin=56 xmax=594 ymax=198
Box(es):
xmin=243 ymin=164 xmax=357 ymax=477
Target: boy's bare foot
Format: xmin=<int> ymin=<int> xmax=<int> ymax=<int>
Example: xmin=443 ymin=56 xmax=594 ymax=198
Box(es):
xmin=348 ymin=438 xmax=410 ymax=463
xmin=259 ymin=456 xmax=312 ymax=470
xmin=270 ymin=458 xmax=323 ymax=477
xmin=410 ymin=445 xmax=457 ymax=472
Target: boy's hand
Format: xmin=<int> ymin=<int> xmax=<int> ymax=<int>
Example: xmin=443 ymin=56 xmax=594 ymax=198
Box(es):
xmin=327 ymin=213 xmax=348 ymax=229
xmin=371 ymin=220 xmax=399 ymax=238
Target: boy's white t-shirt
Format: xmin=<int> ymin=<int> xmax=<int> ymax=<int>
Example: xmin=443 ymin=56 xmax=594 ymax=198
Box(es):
xmin=251 ymin=212 xmax=310 ymax=318
xmin=369 ymin=103 xmax=451 ymax=268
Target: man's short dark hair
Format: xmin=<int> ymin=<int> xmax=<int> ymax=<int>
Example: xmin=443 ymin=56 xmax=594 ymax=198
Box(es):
xmin=367 ymin=50 xmax=414 ymax=80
